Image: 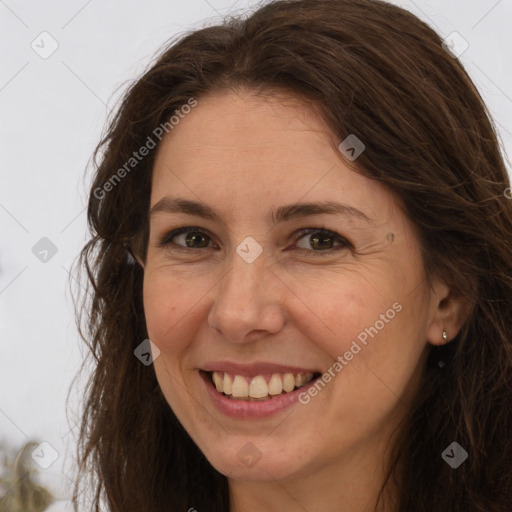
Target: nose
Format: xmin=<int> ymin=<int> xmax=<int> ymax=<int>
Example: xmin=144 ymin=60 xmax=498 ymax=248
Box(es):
xmin=207 ymin=248 xmax=286 ymax=343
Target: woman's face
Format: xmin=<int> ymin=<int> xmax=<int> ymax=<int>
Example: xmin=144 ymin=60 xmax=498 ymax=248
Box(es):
xmin=142 ymin=89 xmax=450 ymax=484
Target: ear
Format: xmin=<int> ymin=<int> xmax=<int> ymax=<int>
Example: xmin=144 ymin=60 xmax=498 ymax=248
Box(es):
xmin=426 ymin=278 xmax=472 ymax=346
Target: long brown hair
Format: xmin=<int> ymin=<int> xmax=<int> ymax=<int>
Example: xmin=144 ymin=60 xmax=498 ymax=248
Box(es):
xmin=71 ymin=1 xmax=512 ymax=510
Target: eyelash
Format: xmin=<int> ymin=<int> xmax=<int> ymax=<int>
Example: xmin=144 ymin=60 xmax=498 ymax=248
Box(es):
xmin=157 ymin=226 xmax=351 ymax=257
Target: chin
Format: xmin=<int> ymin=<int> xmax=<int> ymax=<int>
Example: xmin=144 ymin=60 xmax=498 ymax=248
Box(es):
xmin=201 ymin=442 xmax=310 ymax=482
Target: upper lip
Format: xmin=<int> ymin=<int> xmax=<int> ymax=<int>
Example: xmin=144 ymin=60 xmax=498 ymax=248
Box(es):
xmin=201 ymin=361 xmax=320 ymax=377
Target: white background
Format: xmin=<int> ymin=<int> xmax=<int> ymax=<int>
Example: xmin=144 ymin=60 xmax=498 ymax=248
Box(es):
xmin=1 ymin=0 xmax=511 ymax=509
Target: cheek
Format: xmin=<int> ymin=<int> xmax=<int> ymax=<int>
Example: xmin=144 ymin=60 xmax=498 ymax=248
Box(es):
xmin=142 ymin=269 xmax=201 ymax=357
xmin=142 ymin=271 xmax=203 ymax=412
xmin=285 ymin=269 xmax=396 ymax=357
xmin=289 ymin=268 xmax=426 ymax=400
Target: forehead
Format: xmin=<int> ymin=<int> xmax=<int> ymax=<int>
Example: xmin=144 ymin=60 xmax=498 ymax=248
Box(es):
xmin=149 ymin=89 xmax=396 ymax=225
xmin=155 ymin=90 xmax=333 ymax=164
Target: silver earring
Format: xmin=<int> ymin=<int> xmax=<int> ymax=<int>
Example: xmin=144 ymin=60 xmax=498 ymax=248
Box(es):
xmin=442 ymin=330 xmax=448 ymax=342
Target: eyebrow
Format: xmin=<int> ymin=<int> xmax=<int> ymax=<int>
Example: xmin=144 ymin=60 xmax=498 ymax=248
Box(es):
xmin=150 ymin=197 xmax=374 ymax=226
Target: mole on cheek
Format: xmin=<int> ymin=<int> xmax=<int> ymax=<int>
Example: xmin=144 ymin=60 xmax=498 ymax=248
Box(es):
xmin=386 ymin=233 xmax=395 ymax=243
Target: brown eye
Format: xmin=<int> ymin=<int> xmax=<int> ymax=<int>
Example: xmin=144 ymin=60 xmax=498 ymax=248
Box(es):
xmin=181 ymin=231 xmax=210 ymax=248
xmin=294 ymin=228 xmax=350 ymax=255
xmin=159 ymin=227 xmax=214 ymax=249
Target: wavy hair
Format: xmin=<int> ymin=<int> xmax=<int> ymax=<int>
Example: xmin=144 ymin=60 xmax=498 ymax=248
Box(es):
xmin=72 ymin=0 xmax=512 ymax=510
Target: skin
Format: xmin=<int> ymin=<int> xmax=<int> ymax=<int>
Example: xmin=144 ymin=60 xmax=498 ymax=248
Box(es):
xmin=139 ymin=89 xmax=468 ymax=512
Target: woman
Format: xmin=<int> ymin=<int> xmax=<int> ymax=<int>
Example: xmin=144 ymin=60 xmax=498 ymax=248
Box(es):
xmin=72 ymin=0 xmax=512 ymax=510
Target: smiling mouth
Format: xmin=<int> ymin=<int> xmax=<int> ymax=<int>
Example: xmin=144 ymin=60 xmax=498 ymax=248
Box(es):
xmin=205 ymin=370 xmax=321 ymax=401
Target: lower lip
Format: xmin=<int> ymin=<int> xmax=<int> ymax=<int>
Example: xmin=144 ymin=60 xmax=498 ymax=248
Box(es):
xmin=200 ymin=371 xmax=320 ymax=419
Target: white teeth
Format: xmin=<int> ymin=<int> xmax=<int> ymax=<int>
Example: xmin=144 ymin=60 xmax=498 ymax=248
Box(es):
xmin=231 ymin=375 xmax=248 ymax=397
xmin=213 ymin=372 xmax=223 ymax=392
xmin=282 ymin=373 xmax=295 ymax=392
xmin=210 ymin=370 xmax=316 ymax=399
xmin=249 ymin=376 xmax=268 ymax=398
xmin=267 ymin=374 xmax=283 ymax=395
xmin=223 ymin=373 xmax=233 ymax=395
